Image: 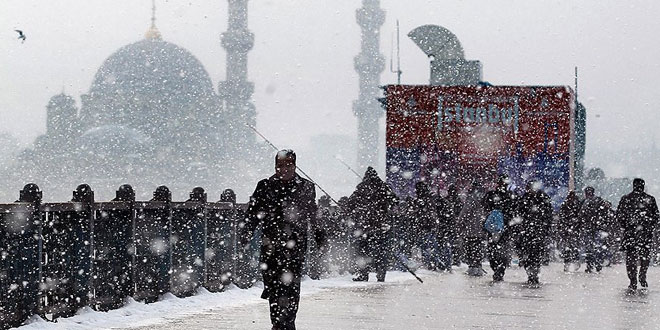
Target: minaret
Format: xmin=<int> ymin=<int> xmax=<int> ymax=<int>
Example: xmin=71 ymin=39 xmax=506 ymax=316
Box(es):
xmin=354 ymin=0 xmax=385 ymax=172
xmin=145 ymin=0 xmax=162 ymax=40
xmin=219 ymin=0 xmax=255 ymax=153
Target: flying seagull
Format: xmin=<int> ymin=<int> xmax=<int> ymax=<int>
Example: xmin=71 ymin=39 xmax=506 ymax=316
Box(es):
xmin=15 ymin=30 xmax=26 ymax=43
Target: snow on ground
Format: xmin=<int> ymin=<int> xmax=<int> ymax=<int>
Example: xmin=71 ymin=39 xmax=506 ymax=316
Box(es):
xmin=17 ymin=270 xmax=428 ymax=330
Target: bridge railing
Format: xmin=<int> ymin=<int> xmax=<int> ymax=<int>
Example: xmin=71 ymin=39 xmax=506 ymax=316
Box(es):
xmin=0 ymin=183 xmax=256 ymax=329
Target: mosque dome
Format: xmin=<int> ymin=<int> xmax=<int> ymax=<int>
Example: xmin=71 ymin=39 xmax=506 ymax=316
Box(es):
xmin=80 ymin=35 xmax=220 ymax=146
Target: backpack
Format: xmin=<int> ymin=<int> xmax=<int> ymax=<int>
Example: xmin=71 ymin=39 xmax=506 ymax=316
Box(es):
xmin=484 ymin=209 xmax=505 ymax=234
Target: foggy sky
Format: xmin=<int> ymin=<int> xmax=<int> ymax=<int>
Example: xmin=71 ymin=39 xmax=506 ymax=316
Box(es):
xmin=2 ymin=0 xmax=659 ymax=176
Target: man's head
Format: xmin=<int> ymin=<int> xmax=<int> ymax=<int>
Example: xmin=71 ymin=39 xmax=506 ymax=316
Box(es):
xmin=275 ymin=149 xmax=297 ymax=181
xmin=497 ymin=175 xmax=510 ymax=190
xmin=584 ymin=186 xmax=595 ymax=198
xmin=415 ymin=181 xmax=429 ymax=198
xmin=364 ymin=166 xmax=379 ymax=181
xmin=633 ymin=178 xmax=645 ymax=192
xmin=448 ymin=184 xmax=458 ymax=196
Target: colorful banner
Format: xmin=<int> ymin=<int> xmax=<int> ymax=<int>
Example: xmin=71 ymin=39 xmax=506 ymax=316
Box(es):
xmin=385 ymin=85 xmax=575 ymax=207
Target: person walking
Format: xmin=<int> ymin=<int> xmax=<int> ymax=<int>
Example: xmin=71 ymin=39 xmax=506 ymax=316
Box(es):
xmin=346 ymin=167 xmax=398 ymax=282
xmin=482 ymin=176 xmax=515 ymax=282
xmin=413 ymin=181 xmax=442 ymax=270
xmin=557 ymin=191 xmax=583 ymax=271
xmin=242 ymin=150 xmax=318 ymax=330
xmin=516 ymin=181 xmax=553 ymax=285
xmin=579 ymin=186 xmax=609 ymax=273
xmin=617 ymin=178 xmax=659 ymax=293
xmin=459 ymin=182 xmax=488 ymax=276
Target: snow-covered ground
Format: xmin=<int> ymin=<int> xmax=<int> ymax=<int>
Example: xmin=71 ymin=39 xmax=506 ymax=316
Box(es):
xmin=17 ymin=271 xmax=425 ymax=330
xmin=17 ymin=263 xmax=660 ymax=330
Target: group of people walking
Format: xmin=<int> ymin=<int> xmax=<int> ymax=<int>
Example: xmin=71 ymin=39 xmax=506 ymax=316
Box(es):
xmin=241 ymin=150 xmax=659 ymax=330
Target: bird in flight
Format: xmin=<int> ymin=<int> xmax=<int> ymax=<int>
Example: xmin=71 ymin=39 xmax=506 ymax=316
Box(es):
xmin=15 ymin=30 xmax=26 ymax=43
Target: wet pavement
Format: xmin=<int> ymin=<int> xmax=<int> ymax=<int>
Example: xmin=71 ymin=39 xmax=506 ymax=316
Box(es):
xmin=128 ymin=263 xmax=660 ymax=330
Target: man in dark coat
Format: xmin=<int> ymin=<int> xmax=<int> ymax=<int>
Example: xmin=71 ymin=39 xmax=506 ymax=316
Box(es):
xmin=558 ymin=191 xmax=582 ymax=271
xmin=346 ymin=166 xmax=398 ymax=282
xmin=413 ymin=181 xmax=441 ymax=270
xmin=482 ymin=176 xmax=515 ymax=282
xmin=243 ymin=150 xmax=318 ymax=330
xmin=516 ymin=181 xmax=553 ymax=285
xmin=579 ymin=186 xmax=609 ymax=273
xmin=617 ymin=178 xmax=659 ymax=292
xmin=445 ymin=185 xmax=464 ymax=266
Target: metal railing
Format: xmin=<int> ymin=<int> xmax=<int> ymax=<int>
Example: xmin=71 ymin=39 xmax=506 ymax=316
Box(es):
xmin=0 ymin=183 xmax=254 ymax=329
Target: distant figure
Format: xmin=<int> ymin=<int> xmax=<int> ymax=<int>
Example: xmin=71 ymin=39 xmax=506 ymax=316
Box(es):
xmin=413 ymin=181 xmax=442 ymax=270
xmin=516 ymin=181 xmax=553 ymax=285
xmin=617 ymin=178 xmax=659 ymax=293
xmin=579 ymin=186 xmax=609 ymax=273
xmin=459 ymin=182 xmax=488 ymax=276
xmin=482 ymin=175 xmax=515 ymax=282
xmin=445 ymin=185 xmax=464 ymax=266
xmin=242 ymin=150 xmax=318 ymax=330
xmin=15 ymin=29 xmax=26 ymax=43
xmin=346 ymin=166 xmax=398 ymax=282
xmin=558 ymin=191 xmax=583 ymax=271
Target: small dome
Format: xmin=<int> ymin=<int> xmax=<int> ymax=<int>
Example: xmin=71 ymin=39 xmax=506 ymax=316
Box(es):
xmin=47 ymin=93 xmax=76 ymax=110
xmin=79 ymin=125 xmax=152 ymax=157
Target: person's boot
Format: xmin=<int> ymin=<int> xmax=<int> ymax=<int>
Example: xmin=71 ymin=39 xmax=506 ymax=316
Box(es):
xmin=627 ymin=281 xmax=638 ymax=294
xmin=639 ymin=273 xmax=648 ymax=290
xmin=376 ymin=270 xmax=386 ymax=282
xmin=639 ymin=259 xmax=650 ymax=289
xmin=527 ymin=275 xmax=540 ymax=286
xmin=352 ymin=272 xmax=368 ymax=282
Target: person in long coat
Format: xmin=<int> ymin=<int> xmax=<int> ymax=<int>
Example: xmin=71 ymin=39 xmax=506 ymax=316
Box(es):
xmin=557 ymin=191 xmax=582 ymax=271
xmin=346 ymin=167 xmax=398 ymax=282
xmin=459 ymin=182 xmax=488 ymax=276
xmin=579 ymin=186 xmax=609 ymax=273
xmin=617 ymin=178 xmax=659 ymax=291
xmin=482 ymin=176 xmax=515 ymax=282
xmin=243 ymin=150 xmax=318 ymax=330
xmin=516 ymin=181 xmax=553 ymax=285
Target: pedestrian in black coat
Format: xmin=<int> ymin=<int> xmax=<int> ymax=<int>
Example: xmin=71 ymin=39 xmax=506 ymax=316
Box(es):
xmin=617 ymin=178 xmax=659 ymax=292
xmin=413 ymin=181 xmax=442 ymax=270
xmin=482 ymin=176 xmax=515 ymax=282
xmin=445 ymin=185 xmax=464 ymax=266
xmin=243 ymin=150 xmax=318 ymax=330
xmin=579 ymin=186 xmax=609 ymax=273
xmin=346 ymin=167 xmax=398 ymax=282
xmin=558 ymin=191 xmax=582 ymax=270
xmin=516 ymin=181 xmax=553 ymax=285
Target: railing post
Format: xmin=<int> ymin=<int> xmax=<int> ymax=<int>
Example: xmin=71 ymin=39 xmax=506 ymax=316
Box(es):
xmin=91 ymin=184 xmax=135 ymax=311
xmin=170 ymin=187 xmax=206 ymax=297
xmin=0 ymin=184 xmax=42 ymax=329
xmin=134 ymin=186 xmax=172 ymax=303
xmin=71 ymin=184 xmax=94 ymax=310
xmin=205 ymin=189 xmax=237 ymax=292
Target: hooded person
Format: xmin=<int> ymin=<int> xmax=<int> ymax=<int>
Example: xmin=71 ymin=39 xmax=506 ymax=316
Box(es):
xmin=617 ymin=178 xmax=660 ymax=292
xmin=445 ymin=185 xmax=464 ymax=266
xmin=346 ymin=166 xmax=398 ymax=282
xmin=558 ymin=191 xmax=583 ymax=271
xmin=413 ymin=181 xmax=442 ymax=270
xmin=458 ymin=182 xmax=488 ymax=276
xmin=579 ymin=186 xmax=609 ymax=273
xmin=482 ymin=175 xmax=515 ymax=282
xmin=516 ymin=180 xmax=553 ymax=285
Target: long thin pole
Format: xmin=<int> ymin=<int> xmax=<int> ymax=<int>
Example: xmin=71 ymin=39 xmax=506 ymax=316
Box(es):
xmin=246 ymin=124 xmax=340 ymax=205
xmin=335 ymin=156 xmax=361 ymax=179
xmin=396 ymin=19 xmax=402 ymax=84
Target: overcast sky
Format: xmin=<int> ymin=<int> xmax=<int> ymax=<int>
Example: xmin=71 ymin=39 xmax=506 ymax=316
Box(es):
xmin=2 ymin=0 xmax=659 ymax=171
